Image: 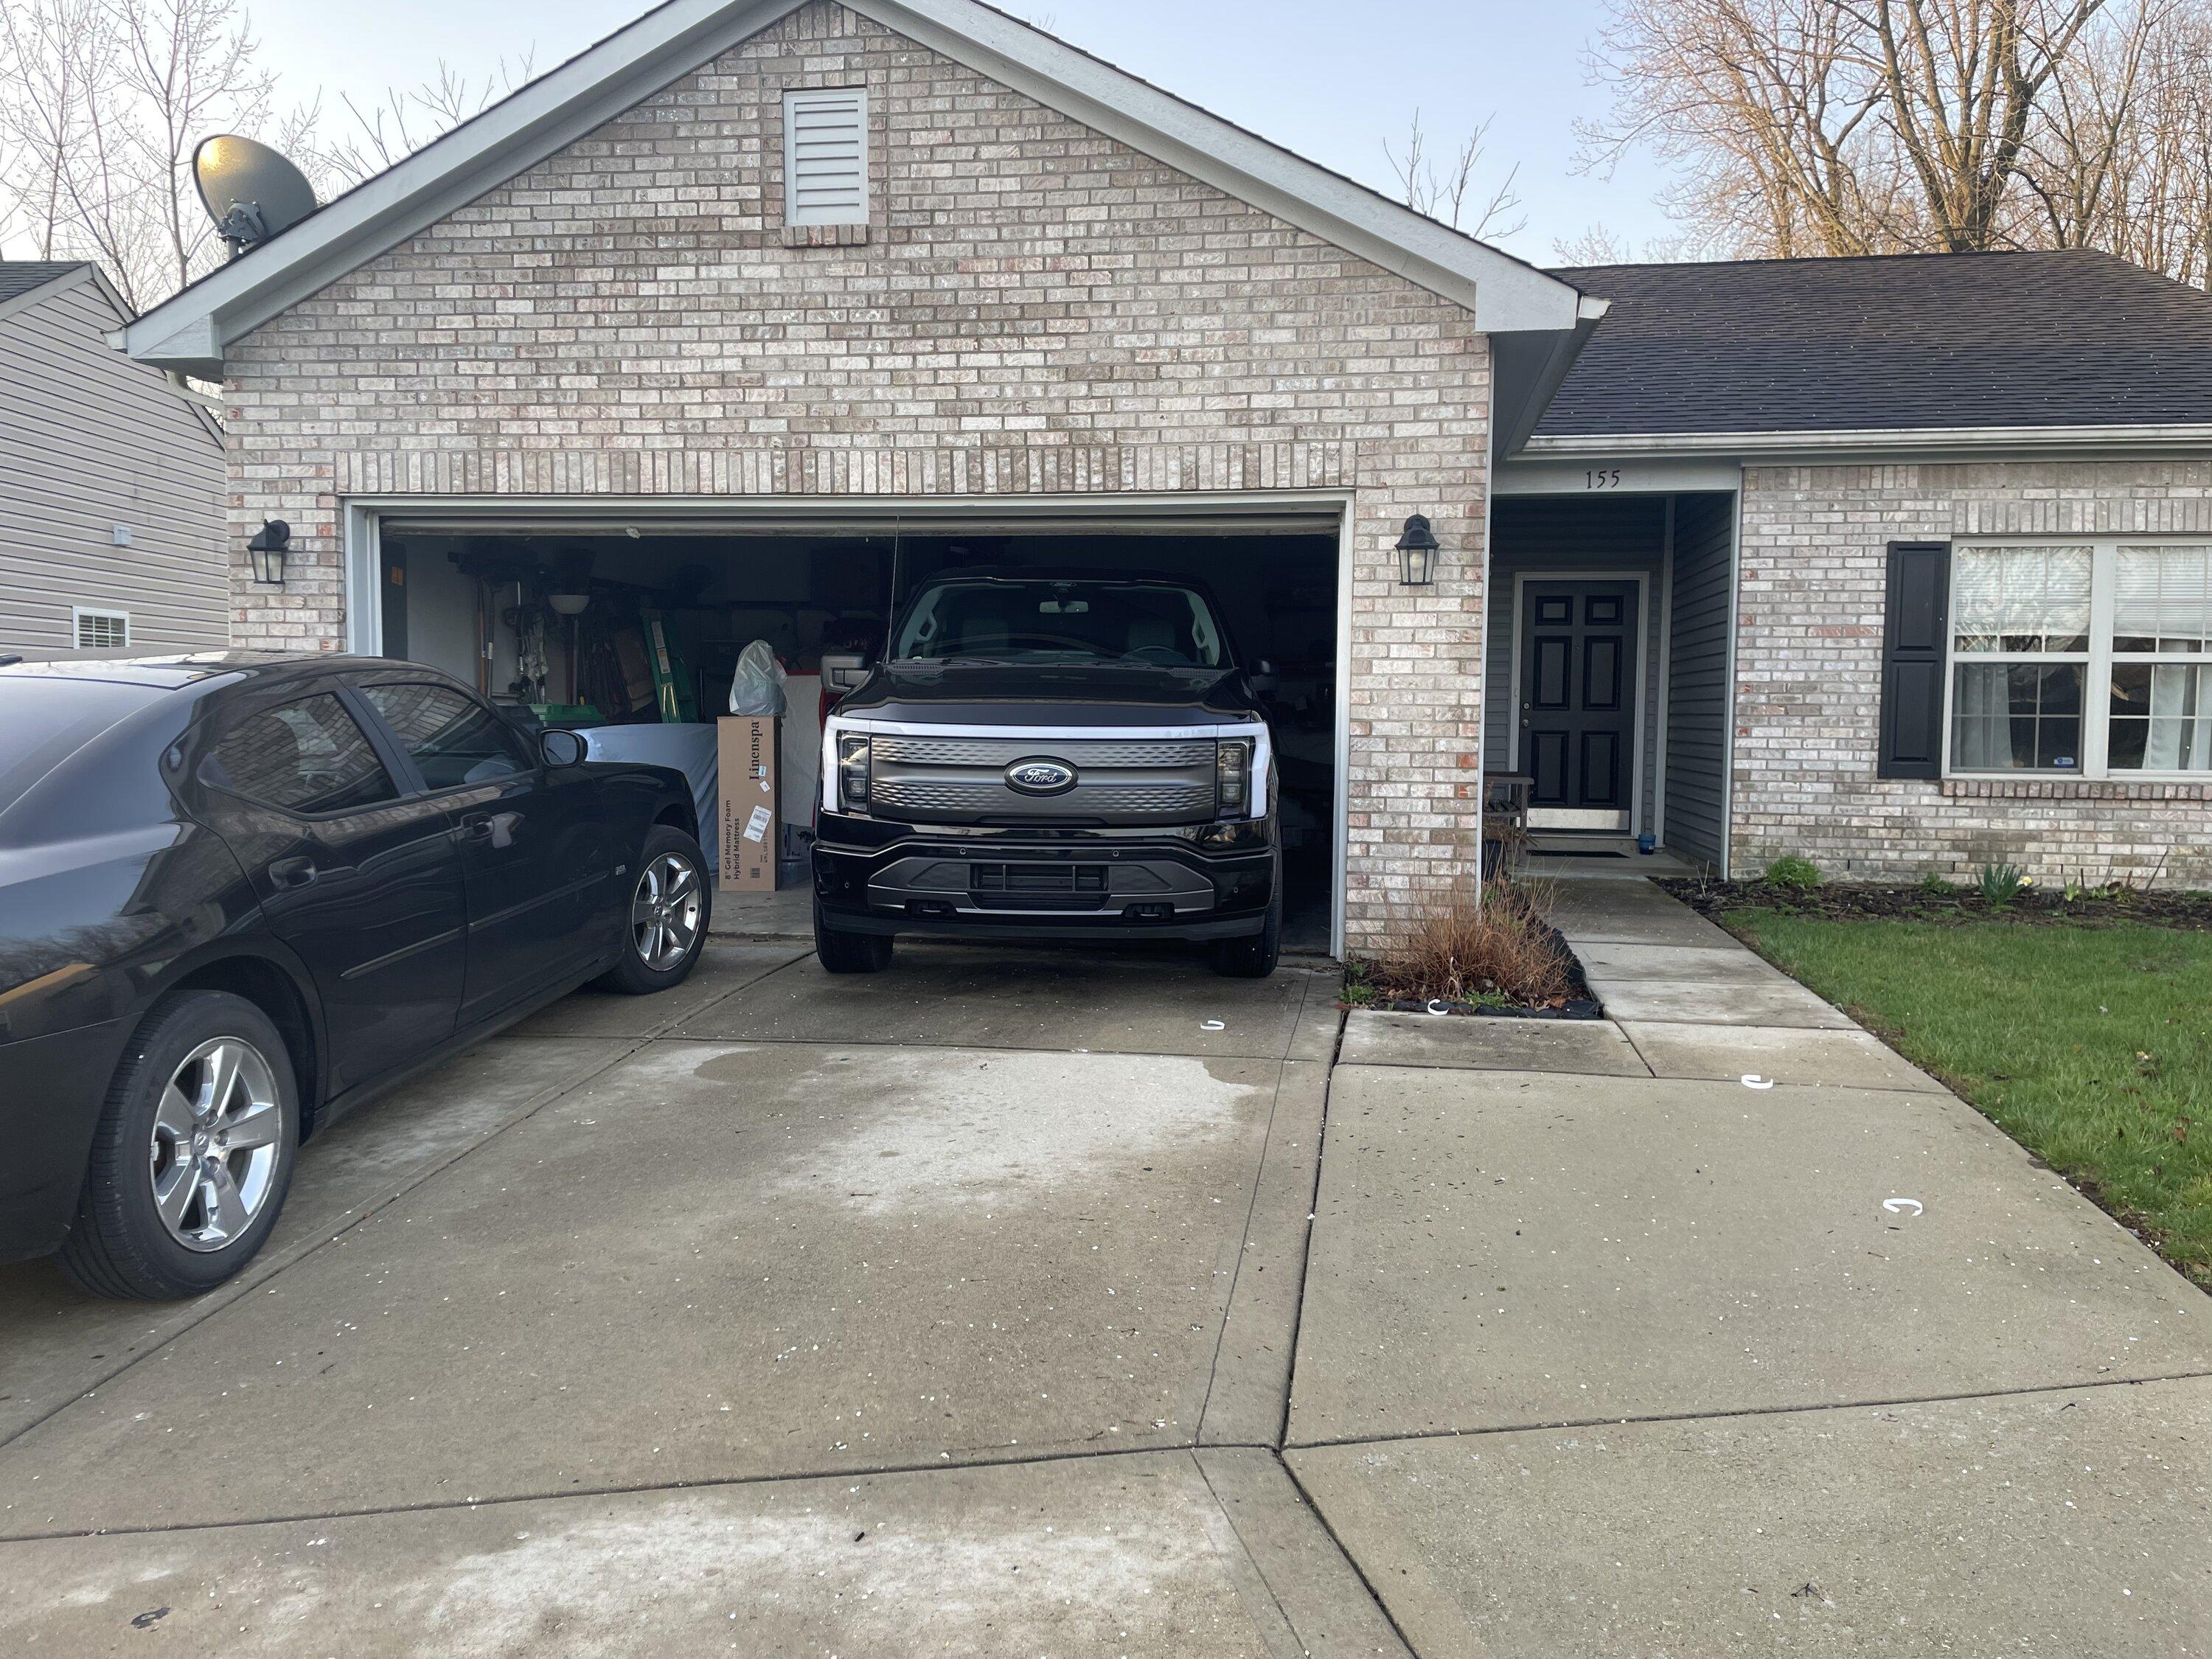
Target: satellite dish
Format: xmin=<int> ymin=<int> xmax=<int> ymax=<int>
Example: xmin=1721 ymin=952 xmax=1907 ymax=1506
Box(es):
xmin=193 ymin=135 xmax=317 ymax=258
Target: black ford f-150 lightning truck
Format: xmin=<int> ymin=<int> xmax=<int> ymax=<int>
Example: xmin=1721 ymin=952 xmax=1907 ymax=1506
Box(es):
xmin=812 ymin=570 xmax=1280 ymax=978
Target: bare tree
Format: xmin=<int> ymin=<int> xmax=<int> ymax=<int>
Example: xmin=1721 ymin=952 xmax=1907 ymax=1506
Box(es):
xmin=1580 ymin=0 xmax=1902 ymax=257
xmin=0 ymin=0 xmax=116 ymax=260
xmin=307 ymin=56 xmax=535 ymax=190
xmin=1582 ymin=0 xmax=2212 ymax=281
xmin=0 ymin=0 xmax=284 ymax=307
xmin=1852 ymin=0 xmax=2110 ymax=251
xmin=1385 ymin=110 xmax=1528 ymax=240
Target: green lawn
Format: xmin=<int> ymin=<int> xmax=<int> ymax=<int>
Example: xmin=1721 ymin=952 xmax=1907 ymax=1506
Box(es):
xmin=1720 ymin=911 xmax=2212 ymax=1290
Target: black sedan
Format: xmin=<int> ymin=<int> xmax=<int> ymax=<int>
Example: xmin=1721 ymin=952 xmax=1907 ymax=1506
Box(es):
xmin=0 ymin=653 xmax=711 ymax=1298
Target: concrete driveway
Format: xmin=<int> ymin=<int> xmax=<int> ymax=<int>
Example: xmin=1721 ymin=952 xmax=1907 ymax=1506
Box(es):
xmin=0 ymin=939 xmax=1386 ymax=1657
xmin=5 ymin=883 xmax=2211 ymax=1656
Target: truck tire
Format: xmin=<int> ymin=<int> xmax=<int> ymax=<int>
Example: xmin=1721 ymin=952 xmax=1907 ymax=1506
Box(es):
xmin=1211 ymin=880 xmax=1282 ymax=978
xmin=816 ymin=901 xmax=894 ymax=973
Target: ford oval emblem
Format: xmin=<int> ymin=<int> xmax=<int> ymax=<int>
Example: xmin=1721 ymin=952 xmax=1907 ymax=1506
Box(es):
xmin=1005 ymin=757 xmax=1077 ymax=796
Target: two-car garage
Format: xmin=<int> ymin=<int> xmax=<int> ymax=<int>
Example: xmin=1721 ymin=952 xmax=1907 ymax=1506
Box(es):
xmin=348 ymin=501 xmax=1349 ymax=950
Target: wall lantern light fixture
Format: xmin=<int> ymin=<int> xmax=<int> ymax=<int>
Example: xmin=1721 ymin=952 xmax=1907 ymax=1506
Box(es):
xmin=247 ymin=518 xmax=291 ymax=586
xmin=1396 ymin=513 xmax=1439 ymax=587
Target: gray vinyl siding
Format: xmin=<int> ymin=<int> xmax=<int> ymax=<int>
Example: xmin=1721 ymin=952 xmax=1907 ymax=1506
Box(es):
xmin=0 ymin=271 xmax=226 ymax=660
xmin=1486 ymin=495 xmax=1668 ymax=835
xmin=1663 ymin=491 xmax=1736 ymax=872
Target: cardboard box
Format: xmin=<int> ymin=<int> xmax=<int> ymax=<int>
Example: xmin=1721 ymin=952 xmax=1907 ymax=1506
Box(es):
xmin=717 ymin=717 xmax=780 ymax=892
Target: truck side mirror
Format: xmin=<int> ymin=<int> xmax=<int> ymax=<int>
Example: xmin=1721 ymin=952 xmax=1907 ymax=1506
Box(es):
xmin=541 ymin=728 xmax=587 ymax=768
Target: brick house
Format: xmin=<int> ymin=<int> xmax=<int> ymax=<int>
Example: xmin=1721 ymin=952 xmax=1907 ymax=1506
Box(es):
xmin=123 ymin=0 xmax=2212 ymax=953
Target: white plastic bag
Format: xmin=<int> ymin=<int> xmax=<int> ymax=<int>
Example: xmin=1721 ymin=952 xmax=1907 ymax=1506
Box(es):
xmin=727 ymin=640 xmax=787 ymax=716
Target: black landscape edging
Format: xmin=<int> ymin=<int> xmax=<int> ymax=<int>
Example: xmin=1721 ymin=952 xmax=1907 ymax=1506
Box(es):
xmin=1371 ymin=995 xmax=1606 ymax=1021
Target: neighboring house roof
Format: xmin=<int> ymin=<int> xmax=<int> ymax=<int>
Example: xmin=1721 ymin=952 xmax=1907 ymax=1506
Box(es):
xmin=0 ymin=261 xmax=90 ymax=304
xmin=0 ymin=260 xmax=223 ymax=443
xmin=122 ymin=0 xmax=1588 ymax=378
xmin=1535 ymin=249 xmax=2212 ymax=445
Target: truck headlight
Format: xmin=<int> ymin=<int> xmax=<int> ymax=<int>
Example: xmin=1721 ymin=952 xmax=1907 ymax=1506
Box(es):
xmin=1216 ymin=738 xmax=1253 ymax=817
xmin=837 ymin=734 xmax=872 ymax=810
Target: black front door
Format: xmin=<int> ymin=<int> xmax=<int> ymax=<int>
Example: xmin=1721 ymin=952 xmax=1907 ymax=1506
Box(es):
xmin=1521 ymin=581 xmax=1638 ymax=830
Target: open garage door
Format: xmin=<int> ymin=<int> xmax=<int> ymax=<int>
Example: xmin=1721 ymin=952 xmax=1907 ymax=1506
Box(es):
xmin=361 ymin=504 xmax=1346 ymax=953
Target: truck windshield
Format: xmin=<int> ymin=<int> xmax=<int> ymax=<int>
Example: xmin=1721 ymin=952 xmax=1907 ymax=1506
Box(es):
xmin=893 ymin=580 xmax=1227 ymax=667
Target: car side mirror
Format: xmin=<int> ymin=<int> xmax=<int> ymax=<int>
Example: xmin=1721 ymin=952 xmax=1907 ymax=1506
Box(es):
xmin=1251 ymin=659 xmax=1279 ymax=695
xmin=541 ymin=728 xmax=586 ymax=768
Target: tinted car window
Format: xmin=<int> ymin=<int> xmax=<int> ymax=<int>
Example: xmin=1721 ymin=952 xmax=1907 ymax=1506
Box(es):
xmin=204 ymin=695 xmax=398 ymax=814
xmin=361 ymin=683 xmax=529 ymax=790
xmin=0 ymin=677 xmax=167 ymax=818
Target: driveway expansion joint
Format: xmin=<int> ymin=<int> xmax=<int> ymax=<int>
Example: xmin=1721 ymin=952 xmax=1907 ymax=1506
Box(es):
xmin=0 ymin=1437 xmax=1289 ymax=1545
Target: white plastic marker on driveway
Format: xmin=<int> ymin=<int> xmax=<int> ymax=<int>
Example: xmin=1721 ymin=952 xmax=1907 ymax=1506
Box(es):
xmin=1201 ymin=1020 xmax=1226 ymax=1032
xmin=1883 ymin=1197 xmax=1924 ymax=1217
xmin=1741 ymin=1074 xmax=1775 ymax=1090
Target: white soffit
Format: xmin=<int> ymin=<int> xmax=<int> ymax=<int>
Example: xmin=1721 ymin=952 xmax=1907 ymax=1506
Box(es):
xmin=122 ymin=0 xmax=1582 ymax=375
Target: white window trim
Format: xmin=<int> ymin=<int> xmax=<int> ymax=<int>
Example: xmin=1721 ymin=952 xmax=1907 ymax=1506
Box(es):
xmin=1942 ymin=536 xmax=2212 ymax=782
xmin=72 ymin=605 xmax=131 ymax=651
xmin=782 ymin=86 xmax=869 ymax=228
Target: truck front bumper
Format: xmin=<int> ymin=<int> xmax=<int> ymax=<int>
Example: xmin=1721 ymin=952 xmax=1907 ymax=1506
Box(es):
xmin=813 ymin=813 xmax=1276 ymax=942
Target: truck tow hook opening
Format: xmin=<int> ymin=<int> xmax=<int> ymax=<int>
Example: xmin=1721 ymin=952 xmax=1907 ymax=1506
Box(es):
xmin=1123 ymin=901 xmax=1174 ymax=921
xmin=908 ymin=899 xmax=957 ymax=918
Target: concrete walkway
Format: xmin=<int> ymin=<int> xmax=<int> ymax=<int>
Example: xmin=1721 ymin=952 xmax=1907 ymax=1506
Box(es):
xmin=1291 ymin=877 xmax=2212 ymax=1655
xmin=1 ymin=882 xmax=2208 ymax=1654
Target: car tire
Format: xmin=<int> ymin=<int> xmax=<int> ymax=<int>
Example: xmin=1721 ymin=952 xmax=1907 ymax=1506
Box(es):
xmin=58 ymin=990 xmax=299 ymax=1301
xmin=597 ymin=825 xmax=712 ymax=996
xmin=815 ymin=900 xmax=894 ymax=974
xmin=1211 ymin=876 xmax=1283 ymax=979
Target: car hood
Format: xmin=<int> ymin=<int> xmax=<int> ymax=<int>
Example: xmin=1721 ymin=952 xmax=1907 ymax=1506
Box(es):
xmin=833 ymin=660 xmax=1264 ymax=728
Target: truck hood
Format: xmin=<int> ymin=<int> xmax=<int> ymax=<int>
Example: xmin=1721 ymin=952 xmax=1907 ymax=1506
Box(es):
xmin=834 ymin=660 xmax=1264 ymax=728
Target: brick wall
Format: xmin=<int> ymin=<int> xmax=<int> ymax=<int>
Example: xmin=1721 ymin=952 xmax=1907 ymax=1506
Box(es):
xmin=220 ymin=1 xmax=1492 ymax=950
xmin=1735 ymin=459 xmax=2212 ymax=887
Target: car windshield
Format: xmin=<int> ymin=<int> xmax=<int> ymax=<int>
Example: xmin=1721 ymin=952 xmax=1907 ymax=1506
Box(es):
xmin=0 ymin=677 xmax=166 ymax=818
xmin=893 ymin=580 xmax=1226 ymax=667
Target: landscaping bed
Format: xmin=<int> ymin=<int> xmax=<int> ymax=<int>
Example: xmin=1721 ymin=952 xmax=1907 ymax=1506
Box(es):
xmin=1346 ymin=877 xmax=1602 ymax=1019
xmin=1663 ymin=877 xmax=2212 ymax=931
xmin=1712 ymin=907 xmax=2212 ymax=1292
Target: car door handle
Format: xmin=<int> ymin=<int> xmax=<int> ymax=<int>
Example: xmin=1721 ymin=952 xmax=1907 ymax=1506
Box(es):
xmin=268 ymin=855 xmax=318 ymax=889
xmin=456 ymin=814 xmax=495 ymax=843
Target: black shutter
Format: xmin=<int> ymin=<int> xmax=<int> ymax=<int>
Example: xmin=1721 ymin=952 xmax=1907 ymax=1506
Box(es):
xmin=1878 ymin=540 xmax=1950 ymax=780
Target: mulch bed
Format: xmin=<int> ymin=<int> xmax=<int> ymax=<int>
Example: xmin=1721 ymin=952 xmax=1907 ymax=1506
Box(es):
xmin=1354 ymin=914 xmax=1604 ymax=1019
xmin=1661 ymin=878 xmax=2212 ymax=931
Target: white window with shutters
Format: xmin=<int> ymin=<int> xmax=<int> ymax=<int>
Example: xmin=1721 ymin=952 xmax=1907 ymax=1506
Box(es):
xmin=1944 ymin=538 xmax=2212 ymax=778
xmin=73 ymin=607 xmax=131 ymax=651
xmin=783 ymin=88 xmax=868 ymax=226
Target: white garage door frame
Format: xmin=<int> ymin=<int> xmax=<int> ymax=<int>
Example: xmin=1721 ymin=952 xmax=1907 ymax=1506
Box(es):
xmin=343 ymin=489 xmax=1357 ymax=957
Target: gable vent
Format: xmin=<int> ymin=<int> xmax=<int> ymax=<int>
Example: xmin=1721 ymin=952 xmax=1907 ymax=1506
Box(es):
xmin=74 ymin=608 xmax=131 ymax=651
xmin=783 ymin=88 xmax=868 ymax=226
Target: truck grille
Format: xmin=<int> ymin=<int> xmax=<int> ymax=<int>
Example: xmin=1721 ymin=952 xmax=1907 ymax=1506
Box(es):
xmin=867 ymin=735 xmax=1220 ymax=827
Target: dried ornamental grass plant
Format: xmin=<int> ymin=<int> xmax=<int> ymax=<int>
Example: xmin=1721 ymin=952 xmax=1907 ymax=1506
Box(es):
xmin=1367 ymin=877 xmax=1579 ymax=1008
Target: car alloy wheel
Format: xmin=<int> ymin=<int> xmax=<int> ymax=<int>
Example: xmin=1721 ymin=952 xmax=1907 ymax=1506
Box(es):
xmin=148 ymin=1037 xmax=285 ymax=1252
xmin=631 ymin=850 xmax=703 ymax=970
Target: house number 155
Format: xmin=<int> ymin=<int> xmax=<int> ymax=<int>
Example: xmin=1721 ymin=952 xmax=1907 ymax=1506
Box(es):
xmin=1584 ymin=468 xmax=1624 ymax=490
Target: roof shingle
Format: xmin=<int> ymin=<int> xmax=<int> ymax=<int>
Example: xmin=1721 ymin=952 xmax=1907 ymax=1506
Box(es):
xmin=1536 ymin=249 xmax=2212 ymax=438
xmin=0 ymin=260 xmax=90 ymax=305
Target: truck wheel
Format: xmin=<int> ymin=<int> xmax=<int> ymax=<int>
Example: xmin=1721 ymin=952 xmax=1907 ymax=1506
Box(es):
xmin=59 ymin=990 xmax=299 ymax=1301
xmin=1211 ymin=882 xmax=1282 ymax=978
xmin=815 ymin=901 xmax=894 ymax=973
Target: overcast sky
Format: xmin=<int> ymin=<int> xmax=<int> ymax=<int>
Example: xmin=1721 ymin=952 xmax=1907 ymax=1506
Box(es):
xmin=247 ymin=0 xmax=1677 ymax=262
